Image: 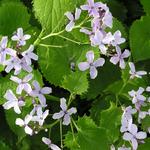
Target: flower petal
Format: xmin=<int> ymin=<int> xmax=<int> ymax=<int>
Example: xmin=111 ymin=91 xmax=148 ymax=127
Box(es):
xmin=90 ymin=66 xmax=97 ymax=79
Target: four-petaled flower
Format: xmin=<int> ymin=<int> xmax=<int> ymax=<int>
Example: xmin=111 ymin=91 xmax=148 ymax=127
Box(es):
xmin=110 ymin=46 xmax=130 ymax=69
xmin=128 ymin=87 xmax=146 ymax=110
xmin=3 ymin=90 xmax=25 ymax=114
xmin=65 ymin=8 xmax=81 ymax=32
xmin=22 ymin=45 xmax=38 ymax=65
xmin=16 ymin=115 xmax=33 ymax=135
xmin=11 ymin=28 xmax=31 ymax=46
xmin=129 ymin=62 xmax=147 ymax=79
xmin=10 ymin=73 xmax=33 ymax=94
xmin=81 ymin=0 xmax=101 ymax=17
xmin=78 ymin=50 xmax=105 ymax=79
xmin=123 ymin=123 xmax=147 ymax=150
xmin=42 ymin=137 xmax=61 ymax=150
xmin=52 ymin=98 xmax=77 ymax=125
xmin=30 ymin=80 xmax=52 ymax=107
xmin=32 ymin=106 xmax=49 ymax=126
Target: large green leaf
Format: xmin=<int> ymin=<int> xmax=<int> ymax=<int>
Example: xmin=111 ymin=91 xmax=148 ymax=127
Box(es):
xmin=33 ymin=0 xmax=74 ymax=32
xmin=0 ymin=1 xmax=30 ymax=35
xmin=100 ymin=103 xmax=122 ymax=143
xmin=130 ymin=16 xmax=150 ymax=62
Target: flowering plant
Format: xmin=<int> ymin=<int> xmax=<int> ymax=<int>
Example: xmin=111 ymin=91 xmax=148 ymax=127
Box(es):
xmin=0 ymin=0 xmax=150 ymax=150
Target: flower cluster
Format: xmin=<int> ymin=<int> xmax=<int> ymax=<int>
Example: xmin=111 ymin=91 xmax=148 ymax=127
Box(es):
xmin=119 ymin=72 xmax=150 ymax=149
xmin=65 ymin=0 xmax=130 ymax=79
xmin=1 ymin=28 xmax=77 ymax=149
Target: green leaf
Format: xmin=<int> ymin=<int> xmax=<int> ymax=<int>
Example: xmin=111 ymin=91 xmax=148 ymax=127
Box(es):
xmin=100 ymin=103 xmax=122 ymax=143
xmin=76 ymin=117 xmax=109 ymax=150
xmin=62 ymin=71 xmax=88 ymax=95
xmin=33 ymin=0 xmax=74 ymax=32
xmin=140 ymin=0 xmax=150 ymax=15
xmin=64 ymin=132 xmax=79 ymax=150
xmin=130 ymin=16 xmax=150 ymax=62
xmin=0 ymin=1 xmax=30 ymax=35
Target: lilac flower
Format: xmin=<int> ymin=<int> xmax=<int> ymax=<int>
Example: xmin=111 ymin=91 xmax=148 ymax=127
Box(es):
xmin=103 ymin=30 xmax=126 ymax=46
xmin=11 ymin=28 xmax=31 ymax=46
xmin=22 ymin=45 xmax=38 ymax=65
xmin=3 ymin=90 xmax=25 ymax=114
xmin=31 ymin=106 xmax=49 ymax=126
xmin=0 ymin=36 xmax=16 ymax=64
xmin=138 ymin=111 xmax=148 ymax=123
xmin=78 ymin=51 xmax=105 ymax=79
xmin=65 ymin=8 xmax=81 ymax=32
xmin=128 ymin=87 xmax=146 ymax=110
xmin=123 ymin=123 xmax=147 ymax=150
xmin=110 ymin=46 xmax=130 ymax=69
xmin=15 ymin=57 xmax=33 ymax=75
xmin=52 ymin=98 xmax=77 ymax=126
xmin=10 ymin=74 xmax=33 ymax=94
xmin=42 ymin=137 xmax=61 ymax=150
xmin=129 ymin=62 xmax=147 ymax=79
xmin=3 ymin=56 xmax=22 ymax=74
xmin=30 ymin=80 xmax=52 ymax=107
xmin=90 ymin=30 xmax=108 ymax=54
xmin=120 ymin=106 xmax=136 ymax=133
xmin=16 ymin=115 xmax=33 ymax=135
xmin=81 ymin=0 xmax=101 ymax=17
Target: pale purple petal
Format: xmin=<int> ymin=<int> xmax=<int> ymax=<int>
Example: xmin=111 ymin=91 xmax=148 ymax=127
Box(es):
xmin=24 ymin=34 xmax=31 ymax=40
xmin=67 ymin=107 xmax=77 ymax=115
xmin=136 ymin=132 xmax=147 ymax=139
xmin=1 ymin=36 xmax=8 ymax=48
xmin=16 ymin=84 xmax=24 ymax=94
xmin=25 ymin=125 xmax=33 ymax=135
xmin=14 ymin=105 xmax=21 ymax=114
xmin=122 ymin=49 xmax=130 ymax=58
xmin=10 ymin=76 xmax=21 ymax=84
xmin=52 ymin=111 xmax=64 ymax=119
xmin=41 ymin=87 xmax=52 ymax=94
xmin=42 ymin=137 xmax=51 ymax=145
xmin=4 ymin=90 xmax=17 ymax=101
xmin=63 ymin=113 xmax=71 ymax=125
xmin=129 ymin=62 xmax=136 ymax=73
xmin=75 ymin=8 xmax=81 ymax=20
xmin=131 ymin=138 xmax=138 ymax=150
xmin=38 ymin=94 xmax=46 ymax=107
xmin=119 ymin=59 xmax=126 ymax=69
xmin=50 ymin=144 xmax=61 ymax=150
xmin=90 ymin=66 xmax=97 ymax=79
xmin=60 ymin=98 xmax=67 ymax=111
xmin=110 ymin=56 xmax=119 ymax=65
xmin=16 ymin=118 xmax=24 ymax=126
xmin=32 ymin=80 xmax=41 ymax=91
xmin=24 ymin=83 xmax=32 ymax=94
xmin=86 ymin=51 xmax=94 ymax=63
xmin=123 ymin=132 xmax=133 ymax=141
xmin=65 ymin=21 xmax=75 ymax=32
xmin=93 ymin=58 xmax=105 ymax=67
xmin=23 ymin=73 xmax=33 ymax=82
xmin=128 ymin=124 xmax=138 ymax=135
xmin=65 ymin=12 xmax=74 ymax=21
xmin=3 ymin=101 xmax=17 ymax=110
xmin=78 ymin=62 xmax=90 ymax=71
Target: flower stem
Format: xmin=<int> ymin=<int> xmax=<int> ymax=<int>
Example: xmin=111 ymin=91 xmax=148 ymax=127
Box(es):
xmin=60 ymin=120 xmax=63 ymax=149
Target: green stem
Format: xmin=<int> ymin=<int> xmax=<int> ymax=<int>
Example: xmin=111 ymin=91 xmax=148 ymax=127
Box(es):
xmin=33 ymin=29 xmax=45 ymax=46
xmin=67 ymin=93 xmax=75 ymax=107
xmin=39 ymin=43 xmax=64 ymax=48
xmin=60 ymin=120 xmax=63 ymax=149
xmin=45 ymin=95 xmax=60 ymax=102
xmin=41 ymin=30 xmax=65 ymax=40
xmin=44 ymin=120 xmax=59 ymax=129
